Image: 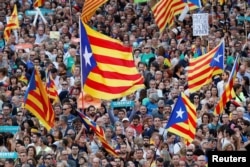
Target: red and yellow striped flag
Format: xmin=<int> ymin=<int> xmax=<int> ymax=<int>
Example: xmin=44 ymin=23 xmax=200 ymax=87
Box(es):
xmin=46 ymin=75 xmax=59 ymax=104
xmin=214 ymin=56 xmax=239 ymax=115
xmin=33 ymin=0 xmax=45 ymax=8
xmin=24 ymin=69 xmax=55 ymax=130
xmin=188 ymin=40 xmax=224 ymax=93
xmin=165 ymin=93 xmax=197 ymax=144
xmin=81 ymin=0 xmax=108 ymax=23
xmin=80 ymin=21 xmax=145 ymax=99
xmin=19 ymin=75 xmax=28 ymax=85
xmin=152 ymin=0 xmax=175 ymax=33
xmin=152 ymin=0 xmax=198 ymax=33
xmin=77 ymin=111 xmax=118 ymax=157
xmin=4 ymin=5 xmax=19 ymax=42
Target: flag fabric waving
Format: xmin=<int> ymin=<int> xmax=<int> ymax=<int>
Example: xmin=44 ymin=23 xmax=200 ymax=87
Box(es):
xmin=152 ymin=0 xmax=175 ymax=33
xmin=4 ymin=5 xmax=19 ymax=42
xmin=152 ymin=0 xmax=198 ymax=33
xmin=188 ymin=0 xmax=202 ymax=7
xmin=46 ymin=74 xmax=59 ymax=104
xmin=33 ymin=0 xmax=45 ymax=8
xmin=24 ymin=69 xmax=55 ymax=130
xmin=77 ymin=92 xmax=101 ymax=109
xmin=81 ymin=0 xmax=108 ymax=23
xmin=165 ymin=93 xmax=196 ymax=144
xmin=80 ymin=21 xmax=144 ymax=100
xmin=188 ymin=40 xmax=225 ymax=93
xmin=214 ymin=55 xmax=239 ymax=115
xmin=77 ymin=111 xmax=118 ymax=157
xmin=19 ymin=75 xmax=28 ymax=85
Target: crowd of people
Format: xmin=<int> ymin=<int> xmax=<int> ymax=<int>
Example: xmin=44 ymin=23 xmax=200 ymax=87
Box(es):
xmin=0 ymin=0 xmax=250 ymax=167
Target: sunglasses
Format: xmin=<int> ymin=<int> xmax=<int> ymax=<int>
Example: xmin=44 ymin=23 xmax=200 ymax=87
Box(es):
xmin=186 ymin=154 xmax=193 ymax=156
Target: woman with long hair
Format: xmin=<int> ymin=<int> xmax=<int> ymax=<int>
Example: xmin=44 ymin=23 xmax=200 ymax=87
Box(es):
xmin=27 ymin=146 xmax=37 ymax=159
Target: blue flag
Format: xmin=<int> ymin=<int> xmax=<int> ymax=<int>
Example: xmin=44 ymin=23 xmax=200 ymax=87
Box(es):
xmin=210 ymin=40 xmax=225 ymax=70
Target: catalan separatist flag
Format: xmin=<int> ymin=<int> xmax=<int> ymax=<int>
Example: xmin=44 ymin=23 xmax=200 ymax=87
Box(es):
xmin=80 ymin=21 xmax=144 ymax=99
xmin=152 ymin=0 xmax=175 ymax=33
xmin=165 ymin=93 xmax=196 ymax=144
xmin=188 ymin=40 xmax=225 ymax=93
xmin=81 ymin=0 xmax=108 ymax=23
xmin=152 ymin=0 xmax=198 ymax=33
xmin=4 ymin=4 xmax=19 ymax=42
xmin=172 ymin=0 xmax=198 ymax=16
xmin=77 ymin=111 xmax=118 ymax=157
xmin=24 ymin=69 xmax=55 ymax=130
xmin=33 ymin=0 xmax=45 ymax=8
xmin=46 ymin=74 xmax=59 ymax=104
xmin=214 ymin=56 xmax=239 ymax=115
xmin=188 ymin=0 xmax=202 ymax=8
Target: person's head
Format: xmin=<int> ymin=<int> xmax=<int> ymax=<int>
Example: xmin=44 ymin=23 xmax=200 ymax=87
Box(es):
xmin=146 ymin=149 xmax=155 ymax=160
xmin=87 ymin=105 xmax=96 ymax=117
xmin=32 ymin=133 xmax=41 ymax=144
xmin=71 ymin=143 xmax=79 ymax=155
xmin=222 ymin=71 xmax=230 ymax=81
xmin=101 ymin=158 xmax=108 ymax=167
xmin=221 ymin=113 xmax=229 ymax=124
xmin=62 ymin=102 xmax=72 ymax=115
xmin=117 ymin=109 xmax=126 ymax=120
xmin=19 ymin=151 xmax=28 ymax=164
xmin=186 ymin=150 xmax=194 ymax=161
xmin=43 ymin=154 xmax=53 ymax=165
xmin=92 ymin=157 xmax=100 ymax=167
xmin=197 ymin=155 xmax=206 ymax=167
xmin=60 ymin=150 xmax=69 ymax=160
xmin=27 ymin=146 xmax=36 ymax=157
xmin=179 ymin=160 xmax=187 ymax=167
xmin=135 ymin=149 xmax=144 ymax=160
xmin=2 ymin=103 xmax=12 ymax=116
xmin=4 ymin=159 xmax=14 ymax=167
xmin=172 ymin=154 xmax=180 ymax=165
xmin=132 ymin=115 xmax=140 ymax=126
xmin=156 ymin=157 xmax=164 ymax=167
xmin=153 ymin=116 xmax=162 ymax=127
xmin=59 ymin=115 xmax=68 ymax=126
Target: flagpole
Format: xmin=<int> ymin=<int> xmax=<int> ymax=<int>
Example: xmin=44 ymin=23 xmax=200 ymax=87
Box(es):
xmin=79 ymin=17 xmax=84 ymax=112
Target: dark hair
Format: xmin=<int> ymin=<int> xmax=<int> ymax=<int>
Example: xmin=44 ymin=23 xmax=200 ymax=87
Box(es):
xmin=46 ymin=134 xmax=55 ymax=144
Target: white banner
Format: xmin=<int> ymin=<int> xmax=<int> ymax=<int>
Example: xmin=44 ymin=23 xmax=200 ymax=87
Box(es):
xmin=192 ymin=13 xmax=209 ymax=36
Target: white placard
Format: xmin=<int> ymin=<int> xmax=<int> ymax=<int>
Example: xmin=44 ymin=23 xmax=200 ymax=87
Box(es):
xmin=192 ymin=13 xmax=209 ymax=36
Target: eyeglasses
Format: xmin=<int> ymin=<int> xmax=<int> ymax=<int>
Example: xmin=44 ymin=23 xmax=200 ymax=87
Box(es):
xmin=62 ymin=108 xmax=69 ymax=111
xmin=186 ymin=154 xmax=193 ymax=156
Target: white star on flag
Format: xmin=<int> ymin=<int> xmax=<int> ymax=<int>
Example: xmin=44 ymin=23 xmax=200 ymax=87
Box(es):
xmin=214 ymin=54 xmax=222 ymax=63
xmin=83 ymin=46 xmax=92 ymax=67
xmin=176 ymin=108 xmax=184 ymax=119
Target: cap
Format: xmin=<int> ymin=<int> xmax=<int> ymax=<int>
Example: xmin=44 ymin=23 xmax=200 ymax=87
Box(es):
xmin=122 ymin=118 xmax=129 ymax=122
